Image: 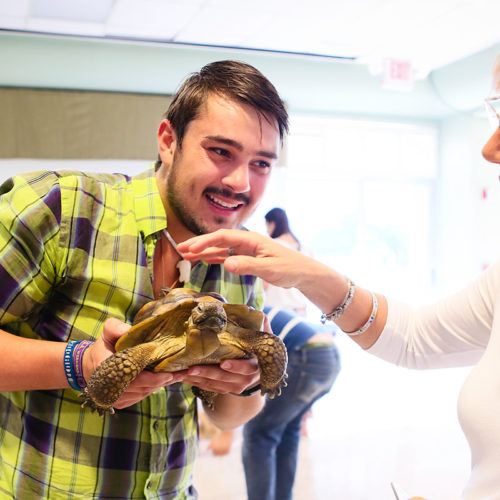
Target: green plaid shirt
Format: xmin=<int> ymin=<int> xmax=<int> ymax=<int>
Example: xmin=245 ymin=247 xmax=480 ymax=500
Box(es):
xmin=0 ymin=164 xmax=263 ymax=499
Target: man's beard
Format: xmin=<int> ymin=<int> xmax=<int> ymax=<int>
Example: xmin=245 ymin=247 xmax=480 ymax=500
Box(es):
xmin=167 ymin=164 xmax=207 ymax=235
xmin=165 ymin=153 xmax=250 ymax=235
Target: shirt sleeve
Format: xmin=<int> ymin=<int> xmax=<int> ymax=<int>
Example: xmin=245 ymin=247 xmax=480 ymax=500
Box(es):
xmin=0 ymin=172 xmax=62 ymax=327
xmin=367 ymin=259 xmax=500 ymax=369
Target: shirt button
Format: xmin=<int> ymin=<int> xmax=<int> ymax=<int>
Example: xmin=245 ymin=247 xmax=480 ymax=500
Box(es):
xmin=153 ymin=420 xmax=159 ymax=430
xmin=147 ymin=481 xmax=152 ymax=489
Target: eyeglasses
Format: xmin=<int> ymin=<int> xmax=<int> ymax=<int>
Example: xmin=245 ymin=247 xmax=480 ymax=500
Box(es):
xmin=484 ymin=96 xmax=500 ymax=131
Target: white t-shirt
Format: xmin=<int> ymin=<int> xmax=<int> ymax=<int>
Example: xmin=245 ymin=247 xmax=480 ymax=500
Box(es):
xmin=368 ymin=259 xmax=500 ymax=499
xmin=264 ymin=237 xmax=310 ymax=313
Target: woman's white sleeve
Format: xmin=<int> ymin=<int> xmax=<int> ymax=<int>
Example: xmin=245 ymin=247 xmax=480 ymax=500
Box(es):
xmin=367 ymin=260 xmax=500 ymax=369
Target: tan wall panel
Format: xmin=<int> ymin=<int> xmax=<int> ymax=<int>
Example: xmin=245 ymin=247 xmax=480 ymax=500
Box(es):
xmin=0 ymin=88 xmax=172 ymax=159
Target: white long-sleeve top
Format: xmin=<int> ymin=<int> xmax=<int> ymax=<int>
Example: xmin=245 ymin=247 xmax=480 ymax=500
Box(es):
xmin=368 ymin=259 xmax=500 ymax=499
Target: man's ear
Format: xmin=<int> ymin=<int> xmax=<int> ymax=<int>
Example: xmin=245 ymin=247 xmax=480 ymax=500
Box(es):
xmin=157 ymin=119 xmax=178 ymax=167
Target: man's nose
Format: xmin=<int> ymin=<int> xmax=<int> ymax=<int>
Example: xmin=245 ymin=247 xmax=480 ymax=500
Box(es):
xmin=221 ymin=163 xmax=250 ymax=193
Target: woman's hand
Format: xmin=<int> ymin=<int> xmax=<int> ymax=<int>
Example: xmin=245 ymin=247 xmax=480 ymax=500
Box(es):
xmin=180 ymin=229 xmax=388 ymax=350
xmin=178 ymin=229 xmax=312 ymax=290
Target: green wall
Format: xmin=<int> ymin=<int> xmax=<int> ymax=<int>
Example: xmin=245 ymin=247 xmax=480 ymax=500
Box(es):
xmin=2 ymin=31 xmax=497 ymax=120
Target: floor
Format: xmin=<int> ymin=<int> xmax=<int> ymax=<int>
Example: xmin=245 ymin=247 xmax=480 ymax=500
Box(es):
xmin=194 ymin=335 xmax=471 ymax=500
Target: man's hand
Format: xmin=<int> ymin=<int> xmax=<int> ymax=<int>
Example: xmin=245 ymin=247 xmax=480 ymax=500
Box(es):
xmin=82 ymin=318 xmax=182 ymax=410
xmin=180 ymin=357 xmax=261 ymax=396
xmin=180 ymin=313 xmax=273 ymax=397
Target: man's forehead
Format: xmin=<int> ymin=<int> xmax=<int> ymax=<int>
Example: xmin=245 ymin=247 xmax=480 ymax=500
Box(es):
xmin=191 ymin=94 xmax=280 ymax=146
xmin=201 ymin=94 xmax=278 ymax=128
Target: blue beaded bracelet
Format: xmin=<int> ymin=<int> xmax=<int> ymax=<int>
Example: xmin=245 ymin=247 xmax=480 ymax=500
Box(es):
xmin=63 ymin=341 xmax=81 ymax=391
xmin=73 ymin=340 xmax=93 ymax=389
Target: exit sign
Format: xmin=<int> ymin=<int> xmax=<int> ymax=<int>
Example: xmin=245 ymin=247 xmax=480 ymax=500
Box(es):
xmin=382 ymin=59 xmax=414 ymax=91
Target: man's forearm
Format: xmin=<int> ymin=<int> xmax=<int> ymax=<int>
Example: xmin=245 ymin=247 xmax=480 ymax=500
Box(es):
xmin=0 ymin=329 xmax=68 ymax=391
xmin=206 ymin=392 xmax=264 ymax=430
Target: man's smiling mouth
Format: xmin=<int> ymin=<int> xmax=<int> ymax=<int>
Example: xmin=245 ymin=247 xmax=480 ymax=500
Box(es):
xmin=206 ymin=193 xmax=245 ymax=210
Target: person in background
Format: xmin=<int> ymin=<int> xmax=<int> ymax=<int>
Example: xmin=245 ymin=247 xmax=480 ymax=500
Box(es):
xmin=0 ymin=60 xmax=288 ymax=499
xmin=264 ymin=207 xmax=310 ymax=315
xmin=242 ymin=306 xmax=340 ymax=500
xmin=179 ymin=53 xmax=500 ymax=499
xmin=205 ymin=207 xmax=336 ymax=461
xmin=264 ymin=206 xmax=330 ymax=438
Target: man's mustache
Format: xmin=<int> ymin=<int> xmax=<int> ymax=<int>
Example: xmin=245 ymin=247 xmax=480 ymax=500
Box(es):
xmin=204 ymin=187 xmax=250 ymax=206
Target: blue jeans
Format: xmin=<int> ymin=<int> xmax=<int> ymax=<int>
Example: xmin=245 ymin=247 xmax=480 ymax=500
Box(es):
xmin=242 ymin=343 xmax=341 ymax=500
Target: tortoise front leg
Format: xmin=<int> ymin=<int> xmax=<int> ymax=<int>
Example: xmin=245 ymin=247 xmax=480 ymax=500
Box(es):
xmin=192 ymin=387 xmax=218 ymax=410
xmin=81 ymin=343 xmax=157 ymax=416
xmin=247 ymin=332 xmax=288 ymax=398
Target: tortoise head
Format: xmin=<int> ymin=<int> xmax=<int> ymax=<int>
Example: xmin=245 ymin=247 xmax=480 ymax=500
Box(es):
xmin=190 ymin=296 xmax=228 ymax=333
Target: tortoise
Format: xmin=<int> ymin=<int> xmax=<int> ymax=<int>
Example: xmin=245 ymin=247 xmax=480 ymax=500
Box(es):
xmin=81 ymin=288 xmax=288 ymax=415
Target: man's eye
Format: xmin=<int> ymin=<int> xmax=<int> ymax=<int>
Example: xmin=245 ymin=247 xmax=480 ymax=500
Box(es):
xmin=212 ymin=148 xmax=230 ymax=157
xmin=255 ymin=160 xmax=271 ymax=170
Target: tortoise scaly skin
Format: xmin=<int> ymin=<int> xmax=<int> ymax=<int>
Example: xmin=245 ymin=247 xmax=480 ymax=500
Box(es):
xmin=81 ymin=288 xmax=288 ymax=415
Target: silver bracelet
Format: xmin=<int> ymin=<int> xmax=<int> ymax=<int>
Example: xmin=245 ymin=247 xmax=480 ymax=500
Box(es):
xmin=344 ymin=292 xmax=378 ymax=336
xmin=321 ymin=279 xmax=355 ymax=324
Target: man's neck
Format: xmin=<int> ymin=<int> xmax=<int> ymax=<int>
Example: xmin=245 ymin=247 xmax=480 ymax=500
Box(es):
xmin=153 ymin=231 xmax=183 ymax=297
xmin=164 ymin=213 xmax=195 ymax=244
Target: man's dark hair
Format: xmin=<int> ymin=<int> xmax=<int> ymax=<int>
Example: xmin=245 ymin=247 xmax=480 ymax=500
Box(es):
xmin=156 ymin=60 xmax=288 ymax=169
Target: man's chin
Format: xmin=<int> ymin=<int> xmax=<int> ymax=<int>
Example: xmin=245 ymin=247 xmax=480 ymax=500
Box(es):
xmin=207 ymin=215 xmax=246 ymax=232
xmin=203 ymin=223 xmax=243 ymax=234
xmin=183 ymin=210 xmax=247 ymax=235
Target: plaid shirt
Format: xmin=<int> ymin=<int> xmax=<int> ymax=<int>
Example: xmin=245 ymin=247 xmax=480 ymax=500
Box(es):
xmin=0 ymin=164 xmax=263 ymax=499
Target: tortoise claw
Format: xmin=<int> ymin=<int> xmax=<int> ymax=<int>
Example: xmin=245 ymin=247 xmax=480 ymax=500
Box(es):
xmin=79 ymin=390 xmax=115 ymax=416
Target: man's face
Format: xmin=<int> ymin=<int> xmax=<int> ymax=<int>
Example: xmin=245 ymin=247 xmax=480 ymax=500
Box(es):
xmin=158 ymin=94 xmax=280 ymax=235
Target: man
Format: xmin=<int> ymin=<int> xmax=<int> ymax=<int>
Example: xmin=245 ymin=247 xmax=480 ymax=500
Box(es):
xmin=0 ymin=60 xmax=288 ymax=499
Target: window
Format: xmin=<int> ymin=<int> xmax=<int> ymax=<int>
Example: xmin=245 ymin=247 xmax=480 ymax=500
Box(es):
xmin=248 ymin=114 xmax=439 ymax=305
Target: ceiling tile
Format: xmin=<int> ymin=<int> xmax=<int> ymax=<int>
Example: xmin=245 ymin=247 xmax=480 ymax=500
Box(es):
xmin=0 ymin=0 xmax=30 ymax=18
xmin=174 ymin=2 xmax=282 ymax=47
xmin=27 ymin=18 xmax=106 ymax=37
xmin=106 ymin=0 xmax=202 ymax=40
xmin=31 ymin=0 xmax=115 ymax=23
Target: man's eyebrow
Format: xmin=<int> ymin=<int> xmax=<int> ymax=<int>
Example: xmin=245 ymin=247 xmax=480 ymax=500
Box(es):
xmin=204 ymin=135 xmax=278 ymax=160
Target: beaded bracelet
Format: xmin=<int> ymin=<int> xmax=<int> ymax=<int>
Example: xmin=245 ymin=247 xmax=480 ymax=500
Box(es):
xmin=63 ymin=341 xmax=81 ymax=391
xmin=73 ymin=340 xmax=94 ymax=389
xmin=64 ymin=340 xmax=94 ymax=391
xmin=321 ymin=279 xmax=355 ymax=324
xmin=344 ymin=292 xmax=378 ymax=336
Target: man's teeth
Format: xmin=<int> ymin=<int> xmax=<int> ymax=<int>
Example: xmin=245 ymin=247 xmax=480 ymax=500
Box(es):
xmin=207 ymin=194 xmax=241 ymax=209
